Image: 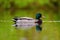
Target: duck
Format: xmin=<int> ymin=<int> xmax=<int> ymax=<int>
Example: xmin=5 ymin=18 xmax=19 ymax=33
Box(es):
xmin=13 ymin=13 xmax=42 ymax=31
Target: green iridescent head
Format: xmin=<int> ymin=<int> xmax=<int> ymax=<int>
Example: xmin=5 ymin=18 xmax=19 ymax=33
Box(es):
xmin=36 ymin=13 xmax=42 ymax=19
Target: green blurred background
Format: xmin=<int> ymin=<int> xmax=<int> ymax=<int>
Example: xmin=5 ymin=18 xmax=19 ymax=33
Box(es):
xmin=0 ymin=0 xmax=60 ymax=40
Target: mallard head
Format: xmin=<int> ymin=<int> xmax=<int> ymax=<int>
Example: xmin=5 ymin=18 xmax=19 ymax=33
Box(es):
xmin=36 ymin=13 xmax=42 ymax=19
